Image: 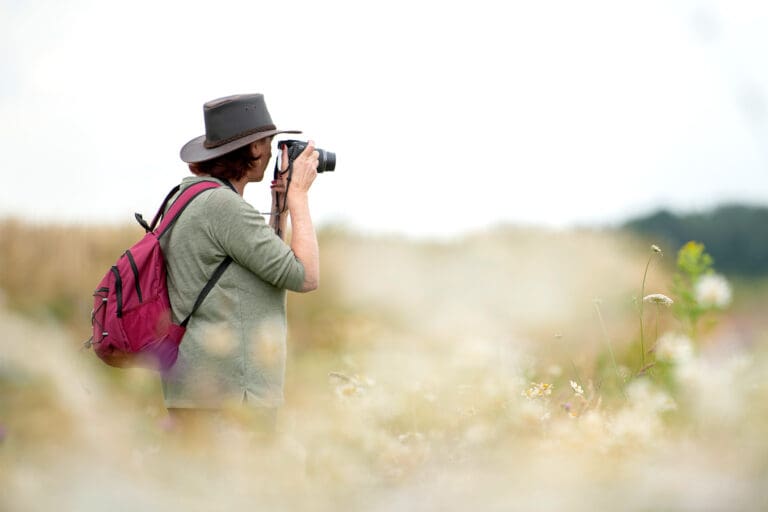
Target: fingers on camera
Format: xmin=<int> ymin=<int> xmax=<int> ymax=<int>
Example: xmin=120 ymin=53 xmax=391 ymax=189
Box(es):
xmin=302 ymin=140 xmax=315 ymax=155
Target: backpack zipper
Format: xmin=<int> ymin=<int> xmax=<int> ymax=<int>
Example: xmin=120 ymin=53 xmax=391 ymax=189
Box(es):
xmin=110 ymin=266 xmax=123 ymax=317
xmin=124 ymin=250 xmax=143 ymax=303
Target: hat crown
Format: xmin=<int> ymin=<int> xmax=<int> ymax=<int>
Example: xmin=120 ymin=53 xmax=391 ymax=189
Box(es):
xmin=203 ymin=94 xmax=276 ymax=149
xmin=179 ymin=92 xmax=300 ymax=163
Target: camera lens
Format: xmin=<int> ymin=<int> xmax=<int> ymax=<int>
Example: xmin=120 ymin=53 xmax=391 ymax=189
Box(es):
xmin=277 ymin=139 xmax=336 ymax=173
xmin=317 ymin=150 xmax=336 ymax=173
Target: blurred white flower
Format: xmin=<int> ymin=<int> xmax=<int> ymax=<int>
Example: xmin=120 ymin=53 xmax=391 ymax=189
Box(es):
xmin=569 ymin=380 xmax=584 ymax=396
xmin=643 ymin=294 xmax=674 ymax=306
xmin=519 ymin=399 xmax=550 ymax=425
xmin=675 ymin=353 xmax=750 ymax=426
xmin=203 ymin=325 xmax=236 ymax=357
xmin=655 ymin=332 xmax=694 ymax=364
xmin=651 ymin=244 xmax=663 ymax=254
xmin=329 ymin=371 xmax=374 ymax=399
xmin=398 ymin=432 xmax=425 ymax=445
xmin=695 ymin=274 xmax=732 ymax=308
xmin=522 ymin=382 xmax=553 ymax=400
xmin=626 ymin=379 xmax=676 ymax=413
xmin=334 ymin=382 xmax=362 ymax=398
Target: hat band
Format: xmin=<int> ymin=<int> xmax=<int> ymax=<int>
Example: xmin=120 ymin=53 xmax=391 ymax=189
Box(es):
xmin=203 ymin=124 xmax=277 ymax=149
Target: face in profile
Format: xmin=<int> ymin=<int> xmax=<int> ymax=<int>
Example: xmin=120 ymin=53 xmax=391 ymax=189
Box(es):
xmin=246 ymin=136 xmax=274 ymax=182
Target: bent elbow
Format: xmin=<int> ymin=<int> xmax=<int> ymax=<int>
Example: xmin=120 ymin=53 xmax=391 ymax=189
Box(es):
xmin=300 ymin=277 xmax=319 ymax=293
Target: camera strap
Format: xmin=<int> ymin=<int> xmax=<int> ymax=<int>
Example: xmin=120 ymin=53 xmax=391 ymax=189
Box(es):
xmin=272 ymin=157 xmax=293 ymax=238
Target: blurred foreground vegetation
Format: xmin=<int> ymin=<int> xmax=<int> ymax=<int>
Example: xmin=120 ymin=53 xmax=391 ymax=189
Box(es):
xmin=1 ymin=217 xmax=768 ymax=510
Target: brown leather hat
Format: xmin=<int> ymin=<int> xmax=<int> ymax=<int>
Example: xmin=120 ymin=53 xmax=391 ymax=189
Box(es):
xmin=180 ymin=93 xmax=301 ymax=163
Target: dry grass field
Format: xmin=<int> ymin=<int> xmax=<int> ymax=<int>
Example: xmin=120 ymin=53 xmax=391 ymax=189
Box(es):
xmin=1 ymin=219 xmax=767 ymax=511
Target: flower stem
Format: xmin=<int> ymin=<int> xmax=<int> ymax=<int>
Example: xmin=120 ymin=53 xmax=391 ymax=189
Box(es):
xmin=639 ymin=253 xmax=655 ymax=369
xmin=594 ymin=300 xmax=626 ymax=399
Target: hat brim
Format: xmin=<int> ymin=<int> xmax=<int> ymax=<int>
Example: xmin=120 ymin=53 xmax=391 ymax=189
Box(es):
xmin=180 ymin=128 xmax=302 ymax=163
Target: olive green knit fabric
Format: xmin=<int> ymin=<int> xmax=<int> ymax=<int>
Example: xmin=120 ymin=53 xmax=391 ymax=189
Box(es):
xmin=158 ymin=176 xmax=305 ymax=409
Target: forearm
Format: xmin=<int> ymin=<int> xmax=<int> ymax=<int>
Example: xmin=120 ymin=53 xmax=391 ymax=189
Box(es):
xmin=287 ymin=191 xmax=319 ymax=292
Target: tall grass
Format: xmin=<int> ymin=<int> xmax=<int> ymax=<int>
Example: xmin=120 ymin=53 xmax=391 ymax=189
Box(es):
xmin=1 ymin=220 xmax=767 ymax=511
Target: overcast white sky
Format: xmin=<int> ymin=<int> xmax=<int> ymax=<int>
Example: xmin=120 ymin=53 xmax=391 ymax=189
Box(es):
xmin=1 ymin=0 xmax=766 ymax=237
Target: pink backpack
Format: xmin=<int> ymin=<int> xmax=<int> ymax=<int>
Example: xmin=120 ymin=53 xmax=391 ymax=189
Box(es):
xmin=86 ymin=181 xmax=232 ymax=371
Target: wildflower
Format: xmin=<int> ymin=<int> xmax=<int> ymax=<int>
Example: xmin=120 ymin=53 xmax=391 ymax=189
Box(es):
xmin=561 ymin=402 xmax=579 ymax=418
xmin=626 ymin=379 xmax=676 ymax=413
xmin=569 ymin=380 xmax=584 ymax=396
xmin=643 ymin=293 xmax=674 ymax=306
xmin=651 ymin=244 xmax=663 ymax=254
xmin=695 ymin=274 xmax=732 ymax=308
xmin=335 ymin=382 xmax=361 ymax=398
xmin=329 ymin=371 xmax=372 ymax=399
xmin=522 ymin=382 xmax=553 ymax=399
xmin=655 ymin=332 xmax=694 ymax=364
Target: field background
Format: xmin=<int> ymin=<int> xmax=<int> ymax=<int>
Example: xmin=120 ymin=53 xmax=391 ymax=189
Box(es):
xmin=2 ymin=218 xmax=768 ymax=511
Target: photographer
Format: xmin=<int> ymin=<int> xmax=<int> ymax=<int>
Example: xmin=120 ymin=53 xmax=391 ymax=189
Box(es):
xmin=160 ymin=93 xmax=319 ymax=437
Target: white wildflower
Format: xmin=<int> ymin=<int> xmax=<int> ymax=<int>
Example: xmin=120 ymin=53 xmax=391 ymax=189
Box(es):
xmin=643 ymin=293 xmax=674 ymax=306
xmin=398 ymin=432 xmax=425 ymax=445
xmin=655 ymin=332 xmax=694 ymax=364
xmin=695 ymin=274 xmax=732 ymax=308
xmin=626 ymin=379 xmax=677 ymax=413
xmin=334 ymin=382 xmax=362 ymax=399
xmin=521 ymin=382 xmax=553 ymax=400
xmin=329 ymin=372 xmax=373 ymax=399
xmin=651 ymin=244 xmax=662 ymax=254
xmin=569 ymin=380 xmax=584 ymax=396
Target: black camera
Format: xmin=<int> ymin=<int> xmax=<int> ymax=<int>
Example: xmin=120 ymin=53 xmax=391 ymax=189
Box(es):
xmin=278 ymin=139 xmax=336 ymax=173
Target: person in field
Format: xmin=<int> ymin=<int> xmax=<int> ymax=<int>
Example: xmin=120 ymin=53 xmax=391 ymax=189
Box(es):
xmin=160 ymin=93 xmax=319 ymax=436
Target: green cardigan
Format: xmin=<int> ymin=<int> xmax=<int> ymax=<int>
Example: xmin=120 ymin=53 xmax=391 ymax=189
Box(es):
xmin=159 ymin=176 xmax=305 ymax=409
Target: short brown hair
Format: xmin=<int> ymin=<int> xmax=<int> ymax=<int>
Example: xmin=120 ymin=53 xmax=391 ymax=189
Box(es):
xmin=188 ymin=143 xmax=255 ymax=181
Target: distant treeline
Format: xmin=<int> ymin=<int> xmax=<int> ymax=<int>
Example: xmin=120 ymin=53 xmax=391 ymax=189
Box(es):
xmin=623 ymin=204 xmax=768 ymax=276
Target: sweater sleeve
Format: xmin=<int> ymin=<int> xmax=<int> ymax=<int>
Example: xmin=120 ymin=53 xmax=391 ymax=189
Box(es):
xmin=204 ymin=188 xmax=305 ymax=292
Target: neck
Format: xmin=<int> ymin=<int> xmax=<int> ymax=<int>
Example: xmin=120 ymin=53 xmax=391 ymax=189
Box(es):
xmin=229 ymin=176 xmax=247 ymax=196
xmin=197 ymin=174 xmax=246 ymax=196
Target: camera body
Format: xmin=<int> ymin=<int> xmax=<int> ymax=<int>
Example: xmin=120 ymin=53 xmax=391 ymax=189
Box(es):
xmin=278 ymin=140 xmax=336 ymax=173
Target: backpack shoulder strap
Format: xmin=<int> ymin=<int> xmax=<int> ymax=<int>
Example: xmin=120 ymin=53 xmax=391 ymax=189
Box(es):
xmin=149 ymin=185 xmax=181 ymax=232
xmin=152 ymin=180 xmax=235 ymax=326
xmin=156 ymin=181 xmax=222 ymax=239
xmin=135 ymin=185 xmax=180 ymax=233
xmin=180 ymin=256 xmax=233 ymax=327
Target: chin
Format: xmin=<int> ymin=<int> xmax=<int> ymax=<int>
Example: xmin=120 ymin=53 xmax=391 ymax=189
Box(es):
xmin=248 ymin=166 xmax=267 ymax=182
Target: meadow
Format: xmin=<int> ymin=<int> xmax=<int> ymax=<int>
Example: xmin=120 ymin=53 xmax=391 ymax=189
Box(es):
xmin=1 ymin=219 xmax=767 ymax=511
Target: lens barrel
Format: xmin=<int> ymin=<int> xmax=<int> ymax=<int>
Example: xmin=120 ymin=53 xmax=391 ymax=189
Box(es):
xmin=279 ymin=140 xmax=336 ymax=174
xmin=317 ymin=149 xmax=336 ymax=173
